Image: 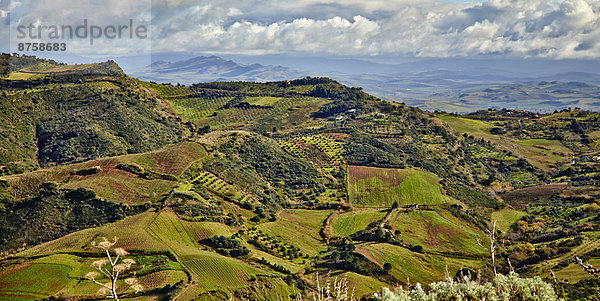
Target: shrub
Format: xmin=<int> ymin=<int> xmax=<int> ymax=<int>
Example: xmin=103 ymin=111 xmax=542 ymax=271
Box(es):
xmin=201 ymin=235 xmax=250 ymax=257
xmin=376 ymin=273 xmax=560 ymax=301
xmin=116 ymin=163 xmax=145 ymax=175
xmin=71 ymin=166 xmax=102 ymax=176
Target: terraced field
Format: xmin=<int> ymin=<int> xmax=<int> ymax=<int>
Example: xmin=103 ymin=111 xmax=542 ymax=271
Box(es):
xmin=192 ymin=171 xmax=238 ymax=197
xmin=277 ymin=133 xmax=345 ymax=166
xmin=182 ymin=252 xmax=264 ymax=290
xmin=142 ymin=82 xmax=327 ymax=130
xmin=190 ymin=170 xmax=257 ymax=206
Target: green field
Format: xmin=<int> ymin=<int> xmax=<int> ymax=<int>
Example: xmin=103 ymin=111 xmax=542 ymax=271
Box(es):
xmin=491 ymin=208 xmax=527 ymax=232
xmin=332 ymin=209 xmax=387 ymax=237
xmin=348 ymin=166 xmax=452 ymax=207
xmin=339 ymin=271 xmax=389 ymax=298
xmin=0 ymin=263 xmax=71 ymax=299
xmin=440 ymin=116 xmax=495 ymax=139
xmin=0 ymin=250 xmax=185 ymax=300
xmin=257 ymin=209 xmax=331 ymax=256
xmin=359 ymin=243 xmax=482 ymax=285
xmin=515 ymin=138 xmax=573 ymax=163
xmin=8 ymin=208 xmax=262 ymax=299
xmin=251 ymin=249 xmax=306 ymax=274
xmin=389 ymin=209 xmax=486 ymax=256
xmin=6 ymin=72 xmax=40 ymax=80
xmin=148 ymin=209 xmax=235 ymax=255
xmin=554 ymin=258 xmax=600 ymax=284
xmin=20 ymin=212 xmax=167 ymax=257
xmin=181 ymin=252 xmax=264 ymax=290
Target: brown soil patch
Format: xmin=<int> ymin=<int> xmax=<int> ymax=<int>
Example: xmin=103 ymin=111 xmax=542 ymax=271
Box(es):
xmin=291 ymin=140 xmax=330 ymax=165
xmin=356 ymin=245 xmax=381 ymax=268
xmin=348 ymin=166 xmax=402 ymax=186
xmin=502 ymin=183 xmax=568 ymax=210
xmin=328 ymin=133 xmax=349 ymax=140
xmin=0 ymin=263 xmax=32 ymax=280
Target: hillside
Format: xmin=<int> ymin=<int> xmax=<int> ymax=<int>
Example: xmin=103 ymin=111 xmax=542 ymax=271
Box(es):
xmin=1 ymin=56 xmax=600 ymax=300
xmin=0 ymin=54 xmax=188 ymax=175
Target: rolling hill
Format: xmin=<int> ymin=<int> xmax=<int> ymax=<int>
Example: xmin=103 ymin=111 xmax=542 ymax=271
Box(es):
xmin=1 ymin=54 xmax=600 ymax=300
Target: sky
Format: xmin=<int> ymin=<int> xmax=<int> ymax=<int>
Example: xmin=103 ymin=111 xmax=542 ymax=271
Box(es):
xmin=1 ymin=0 xmax=599 ymax=60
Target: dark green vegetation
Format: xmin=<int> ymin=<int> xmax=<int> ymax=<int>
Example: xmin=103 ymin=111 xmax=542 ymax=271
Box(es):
xmin=0 ymin=54 xmax=186 ymax=175
xmin=1 ymin=55 xmax=600 ymax=300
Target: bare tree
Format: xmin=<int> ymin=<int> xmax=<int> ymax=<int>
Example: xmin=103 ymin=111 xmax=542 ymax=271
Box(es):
xmin=85 ymin=237 xmax=143 ymax=300
xmin=478 ymin=220 xmax=497 ymax=276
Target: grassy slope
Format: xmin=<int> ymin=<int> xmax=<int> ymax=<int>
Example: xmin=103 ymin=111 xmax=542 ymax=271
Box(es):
xmin=491 ymin=208 xmax=527 ymax=232
xmin=332 ymin=209 xmax=387 ymax=237
xmin=359 ymin=243 xmax=481 ymax=285
xmin=348 ymin=166 xmax=452 ymax=207
xmin=4 ymin=207 xmax=290 ymax=300
xmin=2 ymin=212 xmax=185 ymax=299
xmin=389 ymin=209 xmax=486 ymax=256
xmin=1 ymin=141 xmax=207 ymax=204
xmin=0 ymin=70 xmax=185 ymax=174
xmin=257 ymin=209 xmax=331 ymax=257
xmin=440 ymin=116 xmax=572 ymax=170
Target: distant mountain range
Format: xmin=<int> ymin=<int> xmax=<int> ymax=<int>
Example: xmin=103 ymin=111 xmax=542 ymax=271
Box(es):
xmin=133 ymin=56 xmax=313 ymax=84
xmin=131 ymin=54 xmax=600 ymax=113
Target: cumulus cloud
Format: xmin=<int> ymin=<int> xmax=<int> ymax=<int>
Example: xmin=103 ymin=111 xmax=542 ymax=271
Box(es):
xmin=2 ymin=0 xmax=600 ymax=59
xmin=149 ymin=0 xmax=600 ymax=59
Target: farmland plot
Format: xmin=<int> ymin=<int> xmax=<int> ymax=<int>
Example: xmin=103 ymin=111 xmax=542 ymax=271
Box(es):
xmin=348 ymin=166 xmax=451 ymax=207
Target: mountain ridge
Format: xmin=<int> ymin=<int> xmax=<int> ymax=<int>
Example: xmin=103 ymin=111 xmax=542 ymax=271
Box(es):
xmin=134 ymin=55 xmax=312 ymax=84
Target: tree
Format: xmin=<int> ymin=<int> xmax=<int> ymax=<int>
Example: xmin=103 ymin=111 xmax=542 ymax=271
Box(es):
xmin=478 ymin=220 xmax=498 ymax=276
xmin=85 ymin=237 xmax=143 ymax=300
xmin=383 ymin=262 xmax=392 ymax=274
